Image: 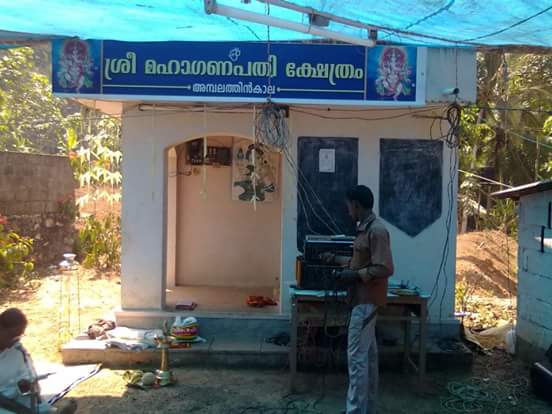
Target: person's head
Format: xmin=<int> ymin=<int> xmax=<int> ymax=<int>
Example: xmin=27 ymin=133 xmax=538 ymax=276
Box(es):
xmin=0 ymin=308 xmax=27 ymax=349
xmin=345 ymin=185 xmax=374 ymax=222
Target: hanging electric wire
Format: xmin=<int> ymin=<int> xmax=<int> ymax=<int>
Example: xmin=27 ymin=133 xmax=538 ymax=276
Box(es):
xmin=281 ymin=146 xmax=343 ymax=235
xmin=458 ymin=170 xmax=513 ymax=188
xmin=428 ymin=103 xmax=462 ymax=321
xmin=282 ymin=143 xmax=345 ymax=235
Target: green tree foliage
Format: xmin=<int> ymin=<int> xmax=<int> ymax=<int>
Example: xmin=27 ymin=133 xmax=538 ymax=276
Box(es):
xmin=76 ymin=214 xmax=120 ymax=270
xmin=0 ymin=47 xmax=73 ymax=153
xmin=0 ymin=46 xmax=122 ymax=203
xmin=61 ymin=113 xmax=122 ymax=271
xmin=460 ymin=52 xmax=552 ymax=233
xmin=1 ymin=46 xmax=122 ymax=272
xmin=470 ymin=52 xmax=552 ymax=185
xmin=71 ymin=115 xmax=122 ymax=207
xmin=0 ymin=215 xmax=34 ymax=288
xmin=2 ymin=45 xmax=550 ymax=239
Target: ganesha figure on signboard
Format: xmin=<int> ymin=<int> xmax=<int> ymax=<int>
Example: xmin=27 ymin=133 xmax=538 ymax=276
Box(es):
xmin=375 ymin=47 xmax=413 ymax=100
xmin=56 ymin=39 xmax=95 ymax=93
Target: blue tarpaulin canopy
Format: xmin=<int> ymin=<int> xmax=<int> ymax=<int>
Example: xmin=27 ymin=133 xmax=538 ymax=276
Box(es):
xmin=0 ymin=0 xmax=551 ymax=48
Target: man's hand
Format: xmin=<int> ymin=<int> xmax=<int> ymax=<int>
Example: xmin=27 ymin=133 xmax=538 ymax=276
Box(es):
xmin=337 ymin=269 xmax=360 ymax=281
xmin=319 ymin=252 xmax=336 ymax=264
xmin=332 ymin=269 xmax=360 ymax=286
xmin=16 ymin=379 xmax=32 ymax=395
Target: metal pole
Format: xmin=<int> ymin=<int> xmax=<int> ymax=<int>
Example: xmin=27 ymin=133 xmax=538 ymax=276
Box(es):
xmin=205 ymin=0 xmax=376 ymax=47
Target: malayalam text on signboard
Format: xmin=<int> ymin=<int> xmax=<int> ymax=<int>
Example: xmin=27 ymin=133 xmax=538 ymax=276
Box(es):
xmin=52 ymin=40 xmax=424 ymax=105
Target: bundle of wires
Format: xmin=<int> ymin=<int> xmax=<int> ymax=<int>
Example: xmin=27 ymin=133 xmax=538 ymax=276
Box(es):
xmin=428 ymin=102 xmax=462 ymax=325
xmin=442 ymin=376 xmax=545 ymax=413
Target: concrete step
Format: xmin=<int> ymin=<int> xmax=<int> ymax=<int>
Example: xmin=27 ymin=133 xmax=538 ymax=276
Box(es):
xmin=62 ymin=334 xmax=472 ymax=372
xmin=114 ymin=309 xmax=290 ymax=340
xmin=66 ymin=309 xmax=471 ymax=370
xmin=62 ymin=336 xmax=288 ymax=368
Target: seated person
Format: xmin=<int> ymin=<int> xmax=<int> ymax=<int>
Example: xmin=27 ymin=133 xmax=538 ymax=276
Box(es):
xmin=0 ymin=308 xmax=76 ymax=414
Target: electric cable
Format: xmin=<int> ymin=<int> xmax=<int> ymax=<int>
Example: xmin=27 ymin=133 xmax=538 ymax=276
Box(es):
xmin=437 ymin=139 xmax=457 ymax=324
xmin=458 ymin=170 xmax=512 ymax=188
xmin=460 ymin=5 xmax=552 ymax=43
xmin=435 ymin=104 xmax=462 ymax=327
xmin=282 ymin=144 xmax=342 ymax=233
xmin=291 ymin=104 xmax=443 ymax=113
xmin=428 ymin=103 xmax=461 ymax=323
xmin=401 ymin=0 xmax=456 ymax=32
xmin=282 ymin=146 xmax=344 ymax=234
xmin=287 ymin=158 xmax=339 ymax=235
xmin=17 ymin=102 xmax=552 ymax=134
xmin=225 ymin=16 xmax=262 ymax=41
xmin=441 ymin=375 xmax=545 ymax=414
xmin=508 ymin=130 xmax=552 ymax=151
xmin=290 ymin=106 xmax=441 ymax=122
xmin=287 ymin=155 xmax=341 ymax=235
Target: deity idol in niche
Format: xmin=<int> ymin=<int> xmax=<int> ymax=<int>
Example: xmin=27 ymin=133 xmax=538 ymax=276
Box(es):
xmin=234 ymin=144 xmax=276 ymax=202
xmin=375 ymin=47 xmax=412 ymax=100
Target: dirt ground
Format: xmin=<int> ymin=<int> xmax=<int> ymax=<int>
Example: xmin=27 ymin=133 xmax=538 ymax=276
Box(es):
xmin=456 ymin=230 xmax=517 ymax=298
xmin=0 ymin=268 xmax=120 ymax=363
xmin=1 ymin=230 xmax=549 ymax=413
xmin=456 ymin=231 xmax=518 ymax=330
xmin=59 ymin=352 xmax=549 ymax=414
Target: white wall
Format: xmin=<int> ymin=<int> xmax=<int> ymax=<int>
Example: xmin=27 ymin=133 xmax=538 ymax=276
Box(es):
xmin=426 ymin=48 xmax=477 ymax=104
xmin=121 ymin=107 xmax=458 ymax=323
xmin=166 ymin=148 xmax=177 ymax=289
xmin=516 ymin=191 xmax=552 ymax=356
xmin=175 ymin=136 xmax=281 ymax=288
xmin=119 ymin=46 xmax=474 ymax=316
xmin=121 ymin=114 xmax=167 ymax=310
xmin=281 ymin=109 xmax=458 ymax=320
xmin=122 ymin=111 xmax=264 ymax=310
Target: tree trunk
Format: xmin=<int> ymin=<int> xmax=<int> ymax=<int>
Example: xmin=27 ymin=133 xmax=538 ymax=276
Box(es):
xmin=460 ymin=108 xmax=484 ymax=233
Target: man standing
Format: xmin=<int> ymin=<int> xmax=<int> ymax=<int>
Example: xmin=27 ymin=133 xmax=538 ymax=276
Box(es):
xmin=322 ymin=185 xmax=394 ymax=414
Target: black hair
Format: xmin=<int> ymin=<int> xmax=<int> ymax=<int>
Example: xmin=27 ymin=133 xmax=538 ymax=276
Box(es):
xmin=0 ymin=308 xmax=27 ymax=330
xmin=345 ymin=185 xmax=374 ymax=210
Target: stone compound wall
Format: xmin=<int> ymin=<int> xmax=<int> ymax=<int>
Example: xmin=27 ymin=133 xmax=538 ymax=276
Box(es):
xmin=3 ymin=214 xmax=77 ymax=267
xmin=0 ymin=152 xmax=76 ymax=215
xmin=0 ymin=152 xmax=78 ymax=267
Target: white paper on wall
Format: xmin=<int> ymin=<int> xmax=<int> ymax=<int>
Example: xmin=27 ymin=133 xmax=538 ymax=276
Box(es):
xmin=319 ymin=148 xmax=335 ymax=173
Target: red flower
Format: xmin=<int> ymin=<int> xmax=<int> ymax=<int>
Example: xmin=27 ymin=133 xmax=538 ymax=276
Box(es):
xmin=0 ymin=215 xmax=7 ymax=226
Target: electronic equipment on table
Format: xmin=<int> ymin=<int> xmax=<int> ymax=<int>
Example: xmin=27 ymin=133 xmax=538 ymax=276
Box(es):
xmin=388 ymin=281 xmax=421 ymax=297
xmin=296 ymin=235 xmax=354 ymax=290
xmin=303 ymin=235 xmax=354 ymax=262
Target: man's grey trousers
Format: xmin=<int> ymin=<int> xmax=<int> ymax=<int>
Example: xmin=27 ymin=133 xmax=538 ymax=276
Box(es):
xmin=346 ymin=304 xmax=378 ymax=414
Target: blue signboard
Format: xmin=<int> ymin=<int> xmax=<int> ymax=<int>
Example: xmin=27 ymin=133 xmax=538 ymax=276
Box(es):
xmin=52 ymin=39 xmax=425 ymax=105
